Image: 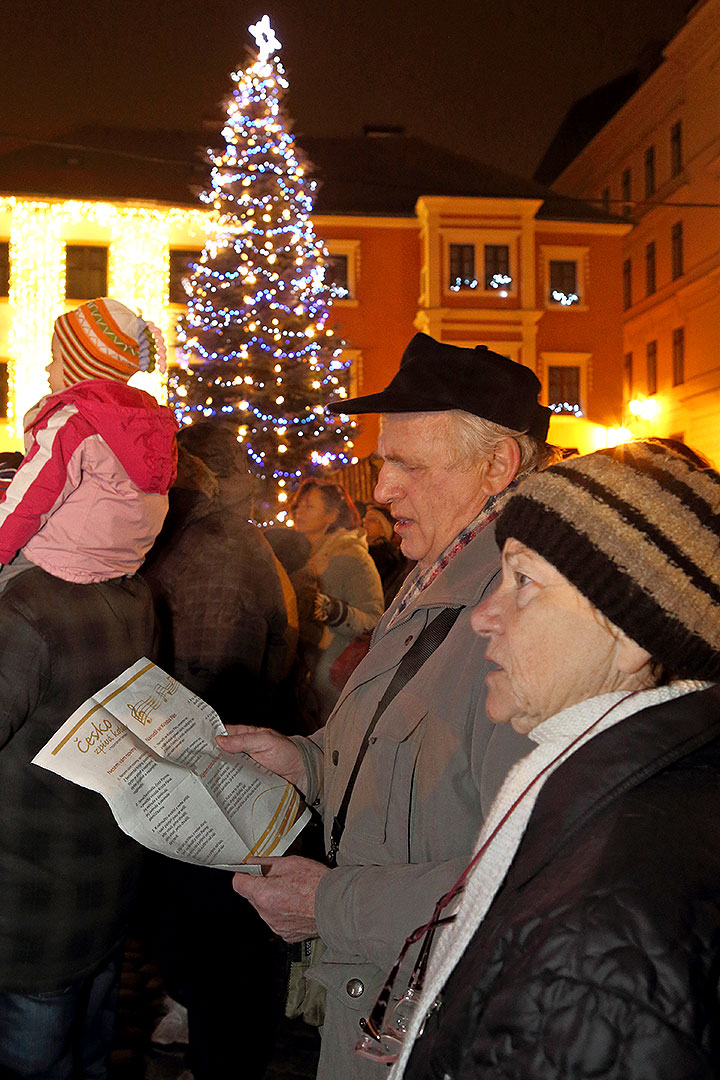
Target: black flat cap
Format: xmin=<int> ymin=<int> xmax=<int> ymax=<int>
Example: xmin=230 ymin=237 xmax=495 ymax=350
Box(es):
xmin=329 ymin=332 xmax=551 ymax=441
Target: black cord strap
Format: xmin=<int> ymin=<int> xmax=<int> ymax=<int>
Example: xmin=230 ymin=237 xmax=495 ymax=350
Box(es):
xmin=327 ymin=606 xmax=462 ymax=867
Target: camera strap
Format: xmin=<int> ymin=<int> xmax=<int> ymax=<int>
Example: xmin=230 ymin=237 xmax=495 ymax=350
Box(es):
xmin=327 ymin=605 xmax=462 ymax=867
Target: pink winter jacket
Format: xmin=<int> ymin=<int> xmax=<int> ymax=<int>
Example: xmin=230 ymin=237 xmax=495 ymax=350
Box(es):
xmin=0 ymin=379 xmax=177 ymax=583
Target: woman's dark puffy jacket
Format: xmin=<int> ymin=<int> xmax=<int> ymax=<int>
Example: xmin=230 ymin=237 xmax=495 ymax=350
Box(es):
xmin=405 ymin=685 xmax=720 ymax=1080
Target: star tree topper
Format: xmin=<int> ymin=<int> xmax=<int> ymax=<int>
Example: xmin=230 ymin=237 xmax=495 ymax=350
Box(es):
xmin=249 ymin=15 xmax=282 ymax=62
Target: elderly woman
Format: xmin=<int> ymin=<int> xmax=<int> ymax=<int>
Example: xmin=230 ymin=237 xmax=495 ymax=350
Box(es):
xmin=367 ymin=440 xmax=720 ymax=1079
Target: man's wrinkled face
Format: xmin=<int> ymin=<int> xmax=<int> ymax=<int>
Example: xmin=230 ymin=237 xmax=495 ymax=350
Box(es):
xmin=373 ymin=413 xmax=490 ymax=569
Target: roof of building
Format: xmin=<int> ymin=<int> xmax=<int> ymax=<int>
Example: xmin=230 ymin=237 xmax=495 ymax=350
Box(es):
xmin=0 ymin=125 xmax=624 ymax=225
xmin=533 ymin=38 xmax=672 ymax=185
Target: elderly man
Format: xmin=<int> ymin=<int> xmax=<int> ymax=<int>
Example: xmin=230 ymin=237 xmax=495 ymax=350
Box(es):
xmin=220 ymin=332 xmax=552 ymax=1078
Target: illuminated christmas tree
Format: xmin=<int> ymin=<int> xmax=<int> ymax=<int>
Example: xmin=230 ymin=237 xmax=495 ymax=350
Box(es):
xmin=171 ymin=15 xmax=356 ymax=524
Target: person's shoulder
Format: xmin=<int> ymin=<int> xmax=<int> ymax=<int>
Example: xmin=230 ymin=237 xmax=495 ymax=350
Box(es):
xmin=326 ymin=527 xmax=374 ymax=559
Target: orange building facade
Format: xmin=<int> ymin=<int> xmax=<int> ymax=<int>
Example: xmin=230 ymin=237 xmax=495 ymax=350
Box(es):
xmin=317 ymin=194 xmax=629 ymax=459
xmin=548 ymin=0 xmax=720 ymax=464
xmin=0 ymin=132 xmax=629 ymax=461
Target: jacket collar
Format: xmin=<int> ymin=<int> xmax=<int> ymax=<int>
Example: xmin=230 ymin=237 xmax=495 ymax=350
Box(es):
xmin=502 ymin=684 xmax=720 ymax=893
xmin=388 ymin=520 xmax=500 ymax=620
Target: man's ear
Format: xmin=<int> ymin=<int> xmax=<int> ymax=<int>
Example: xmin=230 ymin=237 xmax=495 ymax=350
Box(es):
xmin=483 ymin=437 xmax=522 ymax=496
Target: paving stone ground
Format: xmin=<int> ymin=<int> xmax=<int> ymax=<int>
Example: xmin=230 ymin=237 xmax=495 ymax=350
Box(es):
xmin=110 ymin=938 xmax=320 ymax=1080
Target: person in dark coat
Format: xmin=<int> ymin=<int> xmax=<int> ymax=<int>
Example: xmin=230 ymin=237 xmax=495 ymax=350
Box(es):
xmin=381 ymin=440 xmax=720 ymax=1079
xmin=142 ymin=433 xmax=289 ymax=719
xmin=0 ymin=563 xmax=156 ymax=1078
xmin=140 ymin=423 xmax=290 ymax=1080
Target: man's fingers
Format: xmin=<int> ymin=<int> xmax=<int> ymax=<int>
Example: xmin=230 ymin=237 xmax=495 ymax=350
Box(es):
xmin=223 ymin=724 xmax=271 ymax=737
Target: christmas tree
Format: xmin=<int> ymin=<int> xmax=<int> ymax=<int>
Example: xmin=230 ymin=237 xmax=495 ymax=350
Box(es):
xmin=171 ymin=15 xmax=356 ymax=525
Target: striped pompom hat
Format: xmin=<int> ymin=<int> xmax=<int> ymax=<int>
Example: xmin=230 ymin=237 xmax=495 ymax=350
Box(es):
xmin=495 ymin=440 xmax=720 ymax=680
xmin=53 ymin=297 xmax=168 ymax=386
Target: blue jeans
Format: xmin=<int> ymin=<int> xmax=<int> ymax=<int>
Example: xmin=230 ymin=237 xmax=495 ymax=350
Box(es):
xmin=0 ymin=953 xmax=121 ymax=1080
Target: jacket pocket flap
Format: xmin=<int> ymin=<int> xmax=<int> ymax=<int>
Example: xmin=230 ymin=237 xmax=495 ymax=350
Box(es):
xmin=369 ymin=688 xmax=428 ymax=744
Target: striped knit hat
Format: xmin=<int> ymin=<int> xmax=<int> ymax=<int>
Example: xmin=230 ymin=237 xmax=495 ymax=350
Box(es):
xmin=495 ymin=440 xmax=720 ymax=679
xmin=53 ymin=298 xmax=168 ymax=386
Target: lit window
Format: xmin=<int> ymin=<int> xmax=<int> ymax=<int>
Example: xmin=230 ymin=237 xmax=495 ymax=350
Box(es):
xmin=449 ymin=243 xmax=477 ymax=291
xmin=645 ymin=242 xmax=656 ymax=296
xmin=65 ymin=245 xmax=108 ymax=300
xmin=542 ymin=246 xmax=587 ymax=310
xmin=0 ymin=241 xmax=8 ymax=298
xmin=548 ymin=365 xmax=582 ymax=415
xmin=622 ymin=259 xmax=632 ymax=311
xmin=671 ymin=221 xmax=683 ymax=280
xmin=672 ymin=327 xmax=684 ymax=386
xmin=484 ymin=244 xmax=511 ymax=293
xmin=169 ymin=249 xmax=202 ymax=305
xmin=322 ymin=239 xmax=359 ymax=302
xmin=324 ymin=253 xmax=350 ymax=299
xmin=646 ymin=340 xmax=658 ymax=395
xmin=549 ymin=260 xmax=579 ymax=306
xmin=671 ymin=121 xmax=683 ymax=177
xmin=624 ymin=352 xmax=633 ymax=397
xmin=644 ymin=146 xmax=655 ymax=199
xmin=442 ymin=233 xmax=517 ymax=298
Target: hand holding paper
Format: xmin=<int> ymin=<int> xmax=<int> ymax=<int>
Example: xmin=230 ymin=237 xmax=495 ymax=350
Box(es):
xmin=218 ymin=724 xmax=307 ymax=793
xmin=232 ymin=855 xmax=328 ymax=942
xmin=32 ymin=659 xmax=309 ymax=873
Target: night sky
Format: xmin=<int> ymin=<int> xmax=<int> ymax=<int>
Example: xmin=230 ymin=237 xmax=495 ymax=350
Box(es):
xmin=2 ymin=0 xmax=691 ymax=179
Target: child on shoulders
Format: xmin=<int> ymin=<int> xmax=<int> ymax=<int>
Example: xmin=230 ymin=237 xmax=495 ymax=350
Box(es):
xmin=0 ymin=297 xmax=177 ymax=588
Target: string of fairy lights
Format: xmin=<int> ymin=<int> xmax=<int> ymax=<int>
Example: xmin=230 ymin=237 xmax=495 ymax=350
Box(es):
xmin=171 ymin=16 xmax=356 ymax=525
xmin=0 ymin=196 xmax=208 ymax=437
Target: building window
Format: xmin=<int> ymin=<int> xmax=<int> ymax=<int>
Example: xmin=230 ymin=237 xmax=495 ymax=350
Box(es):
xmin=449 ymin=243 xmax=477 ymax=290
xmin=484 ymin=244 xmax=511 ymax=293
xmin=672 ymin=327 xmax=685 ymax=386
xmin=548 ymin=365 xmax=582 ymax=415
xmin=671 ymin=221 xmax=684 ymax=280
xmin=0 ymin=241 xmax=8 ymax=297
xmin=601 ymin=187 xmax=610 ymax=212
xmin=542 ymin=245 xmax=587 ymax=309
xmin=624 ymin=351 xmax=633 ymax=397
xmin=169 ymin=249 xmax=202 ymax=305
xmin=645 ymin=241 xmax=656 ymax=296
xmin=323 ymin=239 xmax=360 ymax=302
xmin=622 ymin=258 xmax=632 ymax=311
xmin=646 ymin=340 xmax=658 ymax=395
xmin=621 ymin=168 xmax=632 ymax=216
xmin=542 ymin=352 xmax=589 ymax=416
xmin=671 ymin=121 xmax=683 ymax=177
xmin=324 ymin=253 xmax=350 ymax=299
xmin=0 ymin=360 xmax=7 ymax=417
xmin=65 ymin=245 xmax=108 ymax=300
xmin=644 ymin=146 xmax=655 ymax=199
xmin=442 ymin=231 xmax=518 ymax=299
xmin=549 ymin=260 xmax=579 ymax=306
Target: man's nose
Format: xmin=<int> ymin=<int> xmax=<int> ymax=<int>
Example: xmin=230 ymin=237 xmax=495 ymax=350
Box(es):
xmin=373 ymin=462 xmax=400 ymax=505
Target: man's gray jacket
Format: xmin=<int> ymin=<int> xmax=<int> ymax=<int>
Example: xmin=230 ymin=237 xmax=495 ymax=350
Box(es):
xmin=292 ymin=521 xmax=532 ymax=1079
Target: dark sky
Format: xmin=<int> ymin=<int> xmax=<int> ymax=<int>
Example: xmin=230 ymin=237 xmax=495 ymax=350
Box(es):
xmin=1 ymin=0 xmax=691 ymax=179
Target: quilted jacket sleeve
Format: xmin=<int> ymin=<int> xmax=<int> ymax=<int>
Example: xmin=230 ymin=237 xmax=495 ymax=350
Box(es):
xmin=456 ymin=972 xmax=717 ymax=1079
xmin=0 ymin=403 xmax=87 ymax=564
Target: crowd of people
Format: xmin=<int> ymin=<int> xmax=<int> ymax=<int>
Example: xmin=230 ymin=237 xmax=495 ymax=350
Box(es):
xmin=0 ymin=299 xmax=718 ymax=1080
